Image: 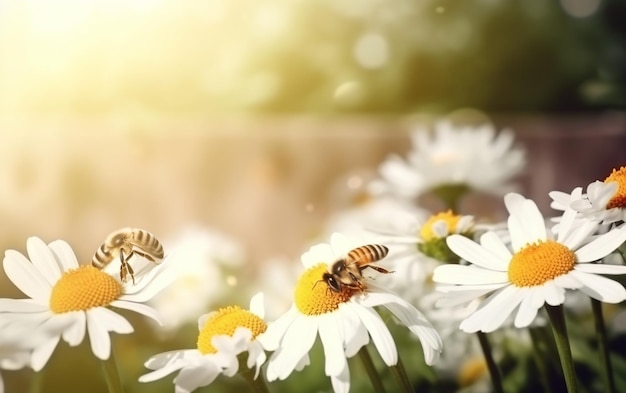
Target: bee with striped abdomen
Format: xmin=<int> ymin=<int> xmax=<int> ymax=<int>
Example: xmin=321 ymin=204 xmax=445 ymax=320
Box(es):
xmin=320 ymin=244 xmax=392 ymax=293
xmin=92 ymin=227 xmax=164 ymax=284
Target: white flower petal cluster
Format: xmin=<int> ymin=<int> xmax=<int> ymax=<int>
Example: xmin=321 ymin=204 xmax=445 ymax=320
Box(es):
xmin=434 ymin=193 xmax=626 ymax=333
xmin=261 ymin=233 xmax=442 ymax=393
xmin=370 ymin=122 xmax=526 ymax=199
xmin=0 ymin=237 xmax=172 ymax=370
xmin=140 ymin=294 xmax=268 ymax=393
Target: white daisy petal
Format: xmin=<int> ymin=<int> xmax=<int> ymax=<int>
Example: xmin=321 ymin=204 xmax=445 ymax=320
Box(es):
xmin=575 ymin=224 xmax=626 ymax=263
xmin=139 ymin=358 xmax=188 ymax=382
xmin=92 ymin=307 xmax=134 ymax=334
xmin=351 ymin=305 xmax=397 ymax=366
xmin=3 ymin=250 xmax=52 ymax=301
xmin=86 ymin=310 xmax=112 ymax=360
xmin=446 ymin=235 xmax=508 ymax=271
xmin=121 ymin=267 xmax=174 ymax=302
xmin=460 ymin=285 xmax=526 ymax=333
xmin=47 ymin=240 xmax=80 ymax=271
xmin=513 ymin=288 xmax=542 ymax=328
xmin=61 ymin=312 xmax=86 ymax=346
xmin=174 ymin=364 xmax=219 ymax=393
xmin=552 ymin=274 xmax=583 ymax=289
xmin=570 ymin=270 xmax=626 ymax=303
xmin=26 ymin=237 xmax=62 ymax=285
xmin=249 ymin=292 xmax=265 ymax=320
xmin=330 ymin=364 xmax=351 ymax=393
xmin=340 ymin=304 xmax=369 ymax=357
xmin=505 ymin=193 xmax=546 ymax=249
xmin=318 ymin=314 xmax=348 ymax=377
xmin=381 ymin=301 xmax=441 ymax=365
xmin=561 ymin=219 xmax=601 ymax=251
xmin=268 ymin=316 xmax=318 ymax=381
xmin=330 ymin=232 xmax=357 ymax=255
xmin=435 ymin=285 xmax=507 ymax=308
xmin=433 ymin=264 xmax=508 ymax=285
xmin=301 ymin=244 xmax=335 ymax=268
xmin=143 ymin=350 xmax=196 ymax=370
xmin=30 ymin=336 xmax=60 ymax=372
xmin=247 ymin=341 xmax=265 ymax=376
xmin=554 ymin=187 xmax=583 ymax=243
xmin=549 ymin=190 xmax=572 ymax=210
xmin=259 ymin=307 xmax=298 ymax=351
xmin=541 ymin=282 xmax=566 ymax=306
xmin=575 ymin=263 xmax=626 ymax=275
xmin=0 ymin=299 xmax=49 ymax=313
xmin=479 ymin=231 xmax=513 ymax=262
xmin=111 ymin=300 xmax=162 ymax=326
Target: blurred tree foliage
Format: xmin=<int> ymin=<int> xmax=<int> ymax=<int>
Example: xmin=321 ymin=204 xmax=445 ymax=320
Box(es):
xmin=0 ymin=0 xmax=624 ymax=115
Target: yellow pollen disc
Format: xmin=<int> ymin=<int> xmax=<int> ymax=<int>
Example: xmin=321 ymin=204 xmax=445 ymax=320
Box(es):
xmin=604 ymin=166 xmax=626 ymax=210
xmin=294 ymin=263 xmax=354 ymax=316
xmin=197 ymin=306 xmax=267 ymax=355
xmin=49 ymin=266 xmax=122 ymax=313
xmin=508 ymin=240 xmax=576 ymax=287
xmin=420 ymin=210 xmax=462 ymax=241
xmin=457 ymin=356 xmax=488 ymax=387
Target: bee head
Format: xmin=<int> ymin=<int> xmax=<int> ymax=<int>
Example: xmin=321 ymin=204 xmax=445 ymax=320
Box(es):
xmin=322 ymin=272 xmax=342 ymax=292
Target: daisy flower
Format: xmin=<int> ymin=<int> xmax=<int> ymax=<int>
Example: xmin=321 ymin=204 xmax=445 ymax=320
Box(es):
xmin=0 ymin=236 xmax=172 ymax=371
xmin=368 ymin=209 xmax=475 ymax=304
xmin=550 ymin=166 xmax=626 ymax=225
xmin=139 ymin=293 xmax=268 ymax=393
xmin=369 ymin=121 xmax=526 ymax=200
xmin=148 ymin=225 xmax=246 ymax=332
xmin=433 ymin=193 xmax=626 ymax=333
xmin=262 ymin=233 xmax=442 ymax=393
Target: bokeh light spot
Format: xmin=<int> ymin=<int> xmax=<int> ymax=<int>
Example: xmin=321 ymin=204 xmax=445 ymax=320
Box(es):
xmin=353 ymin=33 xmax=389 ymax=69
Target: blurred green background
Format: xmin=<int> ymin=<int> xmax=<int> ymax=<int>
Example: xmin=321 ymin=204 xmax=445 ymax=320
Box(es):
xmin=1 ymin=0 xmax=625 ymax=116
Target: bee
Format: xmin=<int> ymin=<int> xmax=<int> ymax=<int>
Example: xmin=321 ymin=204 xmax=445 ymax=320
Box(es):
xmin=319 ymin=244 xmax=392 ymax=293
xmin=92 ymin=227 xmax=164 ymax=284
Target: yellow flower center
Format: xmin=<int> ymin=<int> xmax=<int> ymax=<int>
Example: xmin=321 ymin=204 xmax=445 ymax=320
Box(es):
xmin=420 ymin=210 xmax=463 ymax=241
xmin=604 ymin=166 xmax=626 ymax=210
xmin=508 ymin=240 xmax=576 ymax=287
xmin=294 ymin=263 xmax=354 ymax=316
xmin=49 ymin=266 xmax=122 ymax=313
xmin=197 ymin=306 xmax=267 ymax=355
xmin=457 ymin=356 xmax=487 ymax=387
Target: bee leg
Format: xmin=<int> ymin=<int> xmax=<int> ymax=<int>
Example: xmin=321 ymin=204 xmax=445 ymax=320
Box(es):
xmin=119 ymin=249 xmax=128 ymax=283
xmin=362 ymin=265 xmax=394 ymax=274
xmin=125 ymin=249 xmax=137 ymax=285
xmin=119 ymin=249 xmax=136 ymax=285
xmin=343 ymin=282 xmax=362 ymax=292
xmin=133 ymin=249 xmax=157 ymax=263
xmin=126 ymin=263 xmax=136 ymax=285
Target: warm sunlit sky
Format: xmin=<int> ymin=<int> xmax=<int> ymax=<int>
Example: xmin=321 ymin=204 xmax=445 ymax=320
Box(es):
xmin=0 ymin=0 xmax=615 ymax=116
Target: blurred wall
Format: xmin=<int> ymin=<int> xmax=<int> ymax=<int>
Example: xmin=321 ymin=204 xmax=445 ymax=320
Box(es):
xmin=0 ymin=113 xmax=624 ymax=298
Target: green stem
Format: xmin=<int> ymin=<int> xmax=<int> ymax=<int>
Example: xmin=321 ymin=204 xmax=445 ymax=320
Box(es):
xmin=545 ymin=304 xmax=578 ymax=393
xmin=528 ymin=327 xmax=552 ymax=392
xmin=591 ymin=298 xmax=617 ymax=393
xmin=239 ymin=361 xmax=271 ymax=393
xmin=358 ymin=346 xmax=387 ymax=393
xmin=101 ymin=346 xmax=125 ymax=393
xmin=28 ymin=369 xmax=44 ymax=393
xmin=390 ymin=355 xmax=413 ymax=393
xmin=431 ymin=183 xmax=469 ymax=212
xmin=476 ymin=332 xmax=504 ymax=393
